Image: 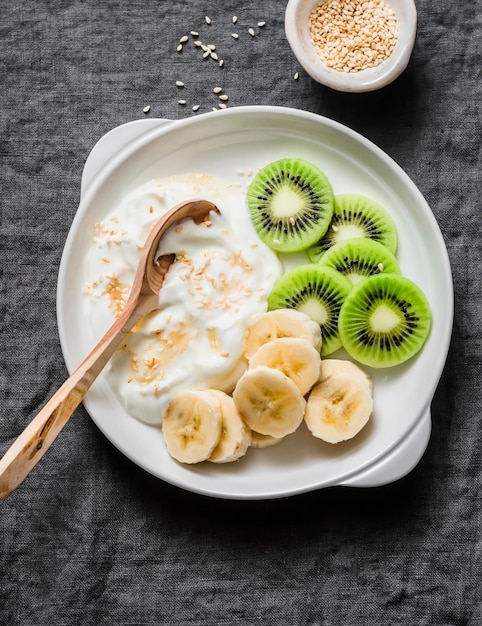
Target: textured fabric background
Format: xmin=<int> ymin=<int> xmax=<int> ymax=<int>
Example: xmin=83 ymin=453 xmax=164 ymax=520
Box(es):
xmin=0 ymin=1 xmax=480 ymax=624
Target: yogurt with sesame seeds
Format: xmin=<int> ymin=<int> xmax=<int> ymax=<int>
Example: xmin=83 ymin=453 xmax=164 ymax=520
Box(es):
xmin=83 ymin=173 xmax=283 ymax=424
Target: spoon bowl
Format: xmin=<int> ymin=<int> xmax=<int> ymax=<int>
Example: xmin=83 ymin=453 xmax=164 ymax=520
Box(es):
xmin=0 ymin=198 xmax=219 ymax=499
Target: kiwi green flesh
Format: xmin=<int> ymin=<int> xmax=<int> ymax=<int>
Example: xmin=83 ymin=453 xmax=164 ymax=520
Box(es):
xmin=319 ymin=237 xmax=401 ymax=285
xmin=338 ymin=274 xmax=431 ymax=368
xmin=307 ymin=193 xmax=398 ymax=263
xmin=247 ymin=158 xmax=334 ymax=253
xmin=267 ymin=264 xmax=352 ymax=356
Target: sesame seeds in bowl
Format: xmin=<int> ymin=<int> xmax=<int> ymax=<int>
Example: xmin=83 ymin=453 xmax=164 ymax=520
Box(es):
xmin=285 ymin=0 xmax=417 ymax=92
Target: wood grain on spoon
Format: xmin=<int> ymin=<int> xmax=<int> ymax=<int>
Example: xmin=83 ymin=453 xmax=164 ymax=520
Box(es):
xmin=0 ymin=199 xmax=220 ymax=500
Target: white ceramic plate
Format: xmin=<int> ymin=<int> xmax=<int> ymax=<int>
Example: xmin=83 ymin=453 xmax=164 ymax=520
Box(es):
xmin=57 ymin=106 xmax=453 ymax=499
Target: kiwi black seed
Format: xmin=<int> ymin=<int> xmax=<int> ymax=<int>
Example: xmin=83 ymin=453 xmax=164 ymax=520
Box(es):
xmin=267 ymin=264 xmax=352 ymax=356
xmin=247 ymin=158 xmax=334 ymax=253
xmin=319 ymin=237 xmax=401 ymax=285
xmin=338 ymin=274 xmax=431 ymax=368
xmin=307 ymin=193 xmax=398 ymax=263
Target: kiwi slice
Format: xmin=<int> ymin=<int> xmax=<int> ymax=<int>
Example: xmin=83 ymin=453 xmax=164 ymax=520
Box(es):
xmin=338 ymin=274 xmax=431 ymax=368
xmin=319 ymin=237 xmax=401 ymax=285
xmin=307 ymin=193 xmax=398 ymax=262
xmin=267 ymin=264 xmax=352 ymax=356
xmin=247 ymin=158 xmax=334 ymax=252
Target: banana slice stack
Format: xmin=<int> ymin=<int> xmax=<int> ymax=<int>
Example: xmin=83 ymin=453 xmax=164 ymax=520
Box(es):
xmin=161 ymin=309 xmax=374 ymax=465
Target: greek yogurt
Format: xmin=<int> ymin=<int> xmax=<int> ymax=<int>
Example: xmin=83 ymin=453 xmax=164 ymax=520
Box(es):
xmin=82 ymin=173 xmax=283 ymax=424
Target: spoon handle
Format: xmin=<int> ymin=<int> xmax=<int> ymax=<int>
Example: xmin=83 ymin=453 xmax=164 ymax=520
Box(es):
xmin=0 ymin=293 xmax=157 ymax=500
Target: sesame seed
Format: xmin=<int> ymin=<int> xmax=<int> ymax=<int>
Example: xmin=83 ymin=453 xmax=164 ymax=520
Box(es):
xmin=207 ymin=44 xmax=216 ymax=51
xmin=194 ymin=40 xmax=202 ymax=47
xmin=178 ymin=99 xmax=187 ymax=105
xmin=175 ymin=80 xmax=185 ymax=87
xmin=210 ymin=52 xmax=219 ymax=60
xmin=331 ymin=224 xmax=339 ymax=232
xmin=176 ymin=44 xmax=183 ymax=52
xmin=218 ymin=103 xmax=227 ymax=109
xmin=231 ymin=33 xmax=239 ymax=39
xmin=218 ymin=59 xmax=224 ymax=67
xmin=203 ymin=50 xmax=210 ymax=58
xmin=190 ymin=30 xmax=199 ymax=36
xmin=273 ymin=239 xmax=281 ymax=245
xmin=258 ymin=21 xmax=266 ymax=27
xmin=143 ymin=105 xmax=151 ymax=113
xmin=192 ymin=104 xmax=200 ymax=112
xmin=248 ymin=28 xmax=255 ymax=37
xmin=294 ymin=72 xmax=299 ymax=80
xmin=219 ymin=94 xmax=228 ymax=101
xmin=378 ymin=263 xmax=384 ymax=271
xmin=179 ymin=35 xmax=188 ymax=43
xmin=309 ymin=0 xmax=398 ymax=72
xmin=213 ymin=87 xmax=223 ymax=93
xmin=232 ymin=16 xmax=238 ymax=24
xmin=205 ymin=15 xmax=211 ymax=24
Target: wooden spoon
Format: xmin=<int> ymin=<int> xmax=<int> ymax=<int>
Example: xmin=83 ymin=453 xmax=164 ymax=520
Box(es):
xmin=0 ymin=198 xmax=220 ymax=500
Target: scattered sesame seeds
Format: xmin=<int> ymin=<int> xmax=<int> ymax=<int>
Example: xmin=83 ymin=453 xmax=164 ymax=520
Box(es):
xmin=309 ymin=0 xmax=398 ymax=73
xmin=168 ymin=13 xmax=266 ymax=113
xmin=143 ymin=105 xmax=151 ymax=113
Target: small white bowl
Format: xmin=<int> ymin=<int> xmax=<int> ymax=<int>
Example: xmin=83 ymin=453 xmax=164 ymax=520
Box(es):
xmin=285 ymin=0 xmax=417 ymax=92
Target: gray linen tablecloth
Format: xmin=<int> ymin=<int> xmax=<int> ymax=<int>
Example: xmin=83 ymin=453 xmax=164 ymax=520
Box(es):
xmin=1 ymin=1 xmax=481 ymax=624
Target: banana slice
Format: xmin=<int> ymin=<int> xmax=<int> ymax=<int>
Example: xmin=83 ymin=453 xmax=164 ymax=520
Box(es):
xmin=206 ymin=390 xmax=252 ymax=463
xmin=250 ymin=431 xmax=285 ymax=449
xmin=233 ymin=365 xmax=306 ymax=438
xmin=305 ymin=373 xmax=373 ymax=443
xmin=319 ymin=358 xmax=373 ymax=391
xmin=248 ymin=337 xmax=321 ymax=396
xmin=162 ymin=390 xmax=222 ymax=463
xmin=244 ymin=309 xmax=322 ymax=359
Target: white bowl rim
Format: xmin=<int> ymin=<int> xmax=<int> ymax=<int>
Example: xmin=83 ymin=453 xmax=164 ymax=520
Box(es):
xmin=285 ymin=0 xmax=418 ymax=92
